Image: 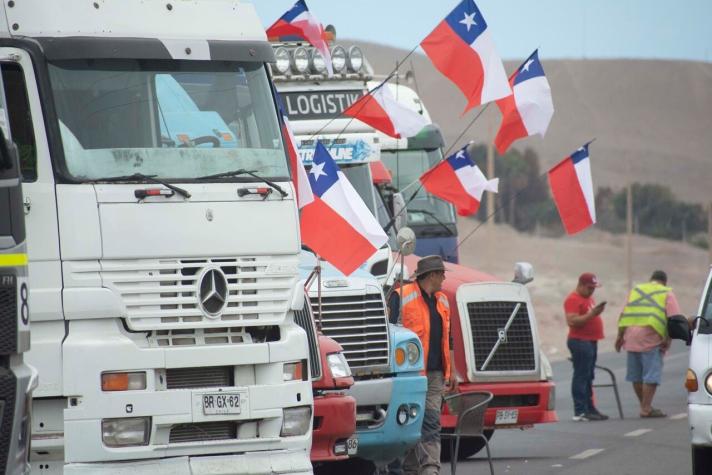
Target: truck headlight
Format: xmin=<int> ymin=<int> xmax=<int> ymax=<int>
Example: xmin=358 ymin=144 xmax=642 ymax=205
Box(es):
xmin=101 ymin=372 xmax=146 ymax=391
xmin=347 ymin=46 xmax=363 ymax=72
xmin=273 ymin=47 xmax=291 ymax=75
xmin=327 ymin=353 xmax=351 ymax=378
xmin=705 ymin=373 xmax=712 ymax=395
xmin=406 ymin=342 xmax=420 ymax=365
xmin=281 ymin=406 xmax=312 ymax=437
xmin=292 ymin=47 xmax=309 ymax=74
xmin=102 ymin=417 xmax=150 ymax=447
xmin=396 ymin=404 xmax=409 ymax=425
xmin=331 ymin=45 xmax=347 ymax=73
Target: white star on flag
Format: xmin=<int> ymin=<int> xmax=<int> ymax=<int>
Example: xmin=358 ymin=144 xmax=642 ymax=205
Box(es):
xmin=521 ymin=59 xmax=534 ymax=72
xmin=310 ymin=161 xmax=327 ymax=181
xmin=459 ymin=12 xmax=477 ymax=31
xmin=456 ymin=150 xmax=467 ymax=159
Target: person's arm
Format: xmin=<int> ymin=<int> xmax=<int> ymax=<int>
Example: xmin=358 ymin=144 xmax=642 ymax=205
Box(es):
xmin=615 ymin=326 xmax=625 ymax=352
xmin=565 ymin=302 xmax=604 ymax=328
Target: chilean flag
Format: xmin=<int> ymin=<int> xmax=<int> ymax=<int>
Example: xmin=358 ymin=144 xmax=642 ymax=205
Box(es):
xmin=280 ymin=106 xmax=314 ymax=209
xmin=343 ymin=84 xmax=429 ymax=139
xmin=420 ymin=0 xmax=511 ymax=113
xmin=419 ymin=145 xmax=499 ymax=216
xmin=548 ymin=143 xmax=596 ymax=235
xmin=494 ymin=50 xmax=554 ymax=154
xmin=300 ymin=142 xmax=388 ymax=275
xmin=266 ymin=0 xmax=333 ymax=76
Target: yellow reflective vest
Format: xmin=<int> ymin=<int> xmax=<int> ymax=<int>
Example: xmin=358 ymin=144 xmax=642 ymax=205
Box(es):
xmin=618 ymin=282 xmax=671 ymax=338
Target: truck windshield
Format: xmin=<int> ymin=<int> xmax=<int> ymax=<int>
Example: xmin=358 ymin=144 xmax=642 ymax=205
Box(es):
xmin=381 ymin=149 xmax=456 ymax=229
xmin=700 ymin=281 xmax=712 ymax=334
xmin=47 ymin=59 xmax=287 ymax=181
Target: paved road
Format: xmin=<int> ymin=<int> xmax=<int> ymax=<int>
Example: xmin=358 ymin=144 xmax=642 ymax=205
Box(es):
xmin=442 ymin=341 xmax=692 ymax=475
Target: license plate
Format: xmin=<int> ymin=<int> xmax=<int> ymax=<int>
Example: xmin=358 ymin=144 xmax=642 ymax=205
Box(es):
xmin=495 ymin=409 xmax=518 ymax=425
xmin=202 ymin=392 xmax=241 ymax=415
xmin=346 ymin=436 xmax=358 ymax=456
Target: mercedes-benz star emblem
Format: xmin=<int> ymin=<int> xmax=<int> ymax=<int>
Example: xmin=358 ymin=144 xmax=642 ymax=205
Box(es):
xmin=198 ymin=268 xmax=228 ymax=317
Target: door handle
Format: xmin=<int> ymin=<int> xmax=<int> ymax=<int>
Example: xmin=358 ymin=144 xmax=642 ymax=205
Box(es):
xmin=23 ymin=196 xmax=31 ymax=215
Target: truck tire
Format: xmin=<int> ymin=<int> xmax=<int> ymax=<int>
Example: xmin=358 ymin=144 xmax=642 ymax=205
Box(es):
xmin=440 ymin=429 xmax=494 ymax=461
xmin=692 ymin=446 xmax=712 ymax=475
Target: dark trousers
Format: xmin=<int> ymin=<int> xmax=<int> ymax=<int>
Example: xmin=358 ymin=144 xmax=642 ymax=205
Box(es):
xmin=567 ymin=338 xmax=597 ymax=415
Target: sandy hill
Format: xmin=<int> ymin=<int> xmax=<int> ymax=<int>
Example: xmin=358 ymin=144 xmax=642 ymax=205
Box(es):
xmin=352 ymin=41 xmax=712 ymax=204
xmin=457 ymin=219 xmax=709 ymax=360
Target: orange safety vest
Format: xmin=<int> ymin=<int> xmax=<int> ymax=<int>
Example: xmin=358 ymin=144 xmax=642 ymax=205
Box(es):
xmin=396 ymin=282 xmax=451 ymax=380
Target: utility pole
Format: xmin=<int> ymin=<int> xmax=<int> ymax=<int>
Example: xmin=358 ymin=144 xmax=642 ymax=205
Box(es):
xmin=626 ymin=182 xmax=633 ymax=291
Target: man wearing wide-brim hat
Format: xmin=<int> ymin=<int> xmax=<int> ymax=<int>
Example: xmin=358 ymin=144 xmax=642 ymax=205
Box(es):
xmin=388 ymin=255 xmax=455 ymax=474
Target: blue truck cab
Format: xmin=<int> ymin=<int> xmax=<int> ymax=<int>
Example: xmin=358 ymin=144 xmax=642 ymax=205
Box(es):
xmin=299 ymin=251 xmax=427 ymax=463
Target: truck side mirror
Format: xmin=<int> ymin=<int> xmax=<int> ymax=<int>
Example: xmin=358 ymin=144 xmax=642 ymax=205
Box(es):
xmin=513 ymin=262 xmax=534 ymax=285
xmin=668 ymin=314 xmax=692 ymax=346
xmin=392 ymin=192 xmax=407 ymax=232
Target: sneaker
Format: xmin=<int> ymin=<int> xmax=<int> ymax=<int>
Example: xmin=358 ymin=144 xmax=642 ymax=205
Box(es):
xmin=572 ymin=413 xmax=590 ymax=421
xmin=585 ymin=412 xmax=608 ymax=421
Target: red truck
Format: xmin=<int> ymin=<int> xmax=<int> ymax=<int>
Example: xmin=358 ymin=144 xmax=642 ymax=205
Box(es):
xmin=293 ymin=297 xmax=358 ymax=465
xmin=403 ymin=255 xmax=558 ymax=459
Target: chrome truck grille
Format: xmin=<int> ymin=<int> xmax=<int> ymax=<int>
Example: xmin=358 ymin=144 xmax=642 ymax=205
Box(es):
xmin=97 ymin=256 xmax=297 ymax=330
xmin=310 ymin=292 xmax=389 ymax=371
xmin=293 ymin=298 xmax=322 ymax=380
xmin=467 ymin=301 xmax=536 ymax=372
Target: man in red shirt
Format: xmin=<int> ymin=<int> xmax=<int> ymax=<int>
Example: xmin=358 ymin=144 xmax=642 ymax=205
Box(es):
xmin=565 ymin=272 xmax=608 ymax=421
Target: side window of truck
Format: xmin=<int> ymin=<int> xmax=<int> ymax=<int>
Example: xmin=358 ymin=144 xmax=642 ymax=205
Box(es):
xmin=0 ymin=63 xmax=37 ymax=182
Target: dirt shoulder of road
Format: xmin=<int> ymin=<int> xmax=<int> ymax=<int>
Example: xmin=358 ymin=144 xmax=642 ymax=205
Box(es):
xmin=456 ymin=219 xmax=709 ymax=361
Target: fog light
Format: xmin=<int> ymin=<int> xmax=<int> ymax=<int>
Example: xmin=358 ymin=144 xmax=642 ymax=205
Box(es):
xmin=281 ymin=406 xmax=312 ymax=437
xmin=273 ymin=47 xmax=291 ymax=75
xmin=101 ymin=372 xmax=146 ymax=391
xmin=102 ymin=417 xmax=150 ymax=447
xmin=333 ymin=440 xmax=347 ymax=456
xmin=396 ymin=404 xmax=409 ymax=425
xmin=409 ymin=404 xmax=419 ymax=420
xmin=292 ymin=47 xmax=309 ymax=74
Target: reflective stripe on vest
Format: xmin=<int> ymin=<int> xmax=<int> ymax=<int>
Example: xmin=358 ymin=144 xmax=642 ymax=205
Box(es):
xmin=396 ymin=283 xmax=452 ymax=380
xmin=619 ymin=282 xmax=670 ymax=338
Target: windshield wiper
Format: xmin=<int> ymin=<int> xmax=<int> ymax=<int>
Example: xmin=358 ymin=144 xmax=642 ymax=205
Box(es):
xmin=197 ymin=169 xmax=288 ymax=198
xmin=409 ymin=209 xmax=455 ymax=236
xmin=90 ymin=173 xmax=191 ymax=199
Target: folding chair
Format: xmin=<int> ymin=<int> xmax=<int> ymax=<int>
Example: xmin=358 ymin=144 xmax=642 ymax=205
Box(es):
xmin=441 ymin=391 xmax=494 ymax=475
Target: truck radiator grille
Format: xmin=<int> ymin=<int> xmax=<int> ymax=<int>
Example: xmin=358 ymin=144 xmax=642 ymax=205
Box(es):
xmin=293 ymin=299 xmax=322 ymax=380
xmin=310 ymin=292 xmax=389 ymax=370
xmin=148 ymin=327 xmax=253 ymax=347
xmin=96 ymin=256 xmax=297 ymax=331
xmin=169 ymin=421 xmax=237 ymax=443
xmin=466 ymin=301 xmax=536 ymax=372
xmin=166 ymin=366 xmax=233 ymax=389
xmin=0 ymin=275 xmax=17 ymax=353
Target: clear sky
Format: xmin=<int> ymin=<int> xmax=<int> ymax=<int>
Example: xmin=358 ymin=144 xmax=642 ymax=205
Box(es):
xmin=254 ymin=0 xmax=712 ymax=62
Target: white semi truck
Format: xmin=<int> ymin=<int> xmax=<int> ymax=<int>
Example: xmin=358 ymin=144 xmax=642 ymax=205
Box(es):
xmin=2 ymin=1 xmax=313 ymax=473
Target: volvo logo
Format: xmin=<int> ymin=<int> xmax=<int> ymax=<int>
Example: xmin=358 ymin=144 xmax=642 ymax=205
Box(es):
xmin=198 ymin=267 xmax=228 ymax=317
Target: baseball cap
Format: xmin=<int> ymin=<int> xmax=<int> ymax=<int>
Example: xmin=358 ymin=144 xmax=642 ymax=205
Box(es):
xmin=578 ymin=272 xmax=601 ymax=288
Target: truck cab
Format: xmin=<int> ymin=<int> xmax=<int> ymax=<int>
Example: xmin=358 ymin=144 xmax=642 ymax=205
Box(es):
xmin=5 ymin=1 xmax=313 ymax=473
xmin=684 ymin=266 xmax=712 ymax=474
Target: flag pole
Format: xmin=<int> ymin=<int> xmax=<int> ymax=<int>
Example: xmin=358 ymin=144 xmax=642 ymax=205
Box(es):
xmin=303 ymin=256 xmax=323 ymax=332
xmin=626 ymin=175 xmax=633 ymax=292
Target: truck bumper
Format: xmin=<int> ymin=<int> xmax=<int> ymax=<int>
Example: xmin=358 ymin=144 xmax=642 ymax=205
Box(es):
xmin=690 ymin=404 xmax=712 ymax=447
xmin=442 ymin=380 xmax=558 ymax=430
xmin=348 ymin=373 xmax=427 ymax=463
xmin=311 ymin=393 xmax=356 ymax=463
xmin=62 ymin=450 xmax=313 ymax=474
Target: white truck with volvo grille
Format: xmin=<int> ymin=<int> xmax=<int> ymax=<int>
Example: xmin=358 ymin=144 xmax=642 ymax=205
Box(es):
xmin=3 ymin=1 xmax=313 ymax=473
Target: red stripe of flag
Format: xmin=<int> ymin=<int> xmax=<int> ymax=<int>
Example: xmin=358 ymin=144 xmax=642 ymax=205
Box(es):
xmin=548 ymin=158 xmax=593 ymax=235
xmin=494 ymin=93 xmax=528 ymax=154
xmin=420 ymin=21 xmax=486 ymax=112
xmin=300 ymin=197 xmax=378 ymax=276
xmin=420 ymin=161 xmax=480 ymax=216
xmin=343 ymin=92 xmax=398 ymax=138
